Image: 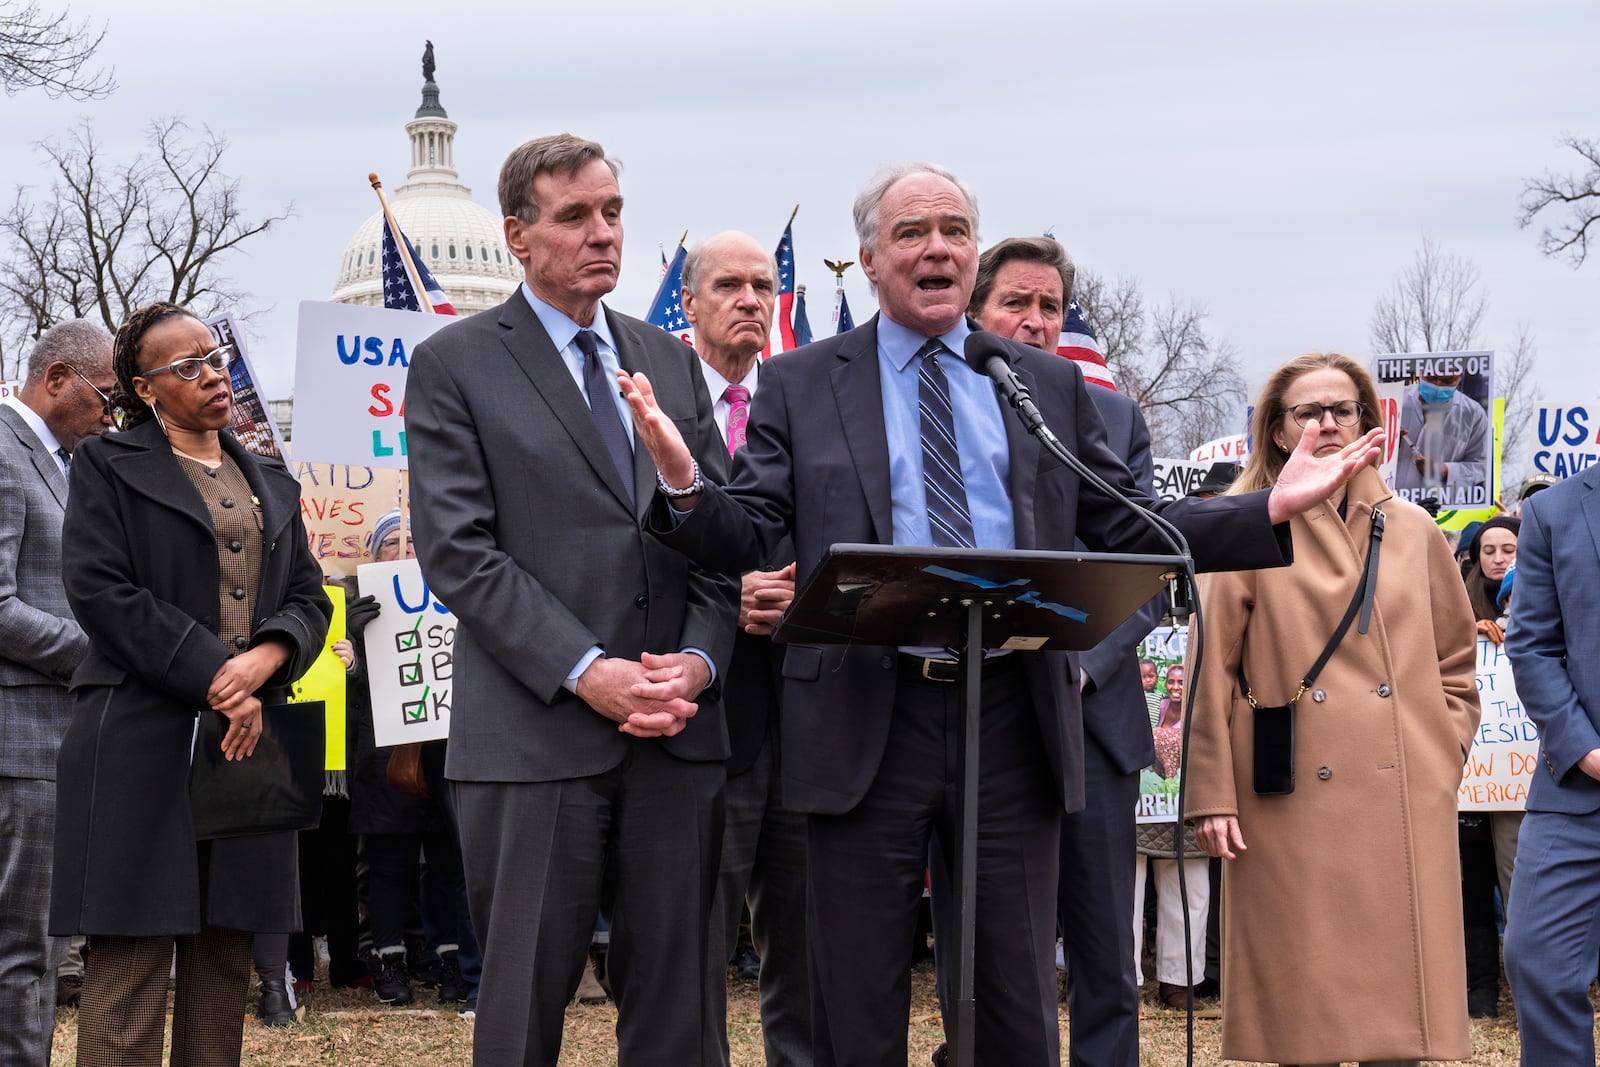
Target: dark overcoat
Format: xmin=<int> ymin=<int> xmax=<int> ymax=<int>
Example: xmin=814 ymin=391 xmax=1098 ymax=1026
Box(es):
xmin=51 ymin=418 xmax=330 ymax=936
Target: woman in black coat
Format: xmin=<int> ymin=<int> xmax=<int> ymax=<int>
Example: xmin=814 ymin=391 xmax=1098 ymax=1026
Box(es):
xmin=51 ymin=303 xmax=330 ymax=1066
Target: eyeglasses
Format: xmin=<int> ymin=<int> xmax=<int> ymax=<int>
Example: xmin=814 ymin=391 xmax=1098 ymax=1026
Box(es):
xmin=1288 ymin=400 xmax=1363 ymax=428
xmin=64 ymin=363 xmax=112 ymax=414
xmin=138 ymin=344 xmax=235 ymax=381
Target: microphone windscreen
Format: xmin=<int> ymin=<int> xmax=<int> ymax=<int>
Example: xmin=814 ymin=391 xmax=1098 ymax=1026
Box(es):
xmin=963 ymin=331 xmax=1013 ymax=376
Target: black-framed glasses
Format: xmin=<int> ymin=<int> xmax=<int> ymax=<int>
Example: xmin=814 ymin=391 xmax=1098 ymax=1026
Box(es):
xmin=138 ymin=344 xmax=234 ymax=381
xmin=64 ymin=363 xmax=112 ymax=414
xmin=1288 ymin=400 xmax=1363 ymax=428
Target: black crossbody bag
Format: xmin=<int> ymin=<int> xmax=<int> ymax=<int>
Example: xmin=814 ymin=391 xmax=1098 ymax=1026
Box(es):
xmin=1243 ymin=507 xmax=1385 ymax=796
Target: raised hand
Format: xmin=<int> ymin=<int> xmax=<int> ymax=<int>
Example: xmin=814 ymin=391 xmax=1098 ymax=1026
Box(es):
xmin=1267 ymin=426 xmax=1385 ymax=524
xmin=617 ymin=370 xmax=699 ymax=506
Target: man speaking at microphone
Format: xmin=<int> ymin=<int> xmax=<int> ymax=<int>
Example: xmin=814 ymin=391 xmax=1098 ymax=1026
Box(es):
xmin=620 ymin=162 xmax=1382 ymax=1065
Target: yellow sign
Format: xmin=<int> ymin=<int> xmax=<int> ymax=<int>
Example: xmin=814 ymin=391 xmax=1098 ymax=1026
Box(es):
xmin=291 ymin=584 xmax=348 ymax=770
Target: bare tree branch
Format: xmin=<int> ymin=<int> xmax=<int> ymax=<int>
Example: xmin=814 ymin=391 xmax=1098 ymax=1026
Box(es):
xmin=1074 ymin=269 xmax=1246 ymax=455
xmin=1497 ymin=322 xmax=1541 ymax=485
xmin=0 ymin=0 xmax=113 ymax=99
xmin=1369 ymin=237 xmax=1486 ymax=354
xmin=0 ymin=117 xmax=291 ymax=375
xmin=1517 ymin=135 xmax=1600 ymax=267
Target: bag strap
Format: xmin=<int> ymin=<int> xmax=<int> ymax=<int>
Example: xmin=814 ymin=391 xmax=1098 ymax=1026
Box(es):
xmin=1244 ymin=506 xmax=1385 ymax=707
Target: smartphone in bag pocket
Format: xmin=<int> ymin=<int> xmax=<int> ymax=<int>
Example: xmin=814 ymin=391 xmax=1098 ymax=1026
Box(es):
xmin=1251 ymin=701 xmax=1296 ymax=796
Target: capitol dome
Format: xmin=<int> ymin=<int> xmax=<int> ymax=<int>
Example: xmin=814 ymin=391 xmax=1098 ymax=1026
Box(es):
xmin=330 ymin=71 xmax=521 ymax=313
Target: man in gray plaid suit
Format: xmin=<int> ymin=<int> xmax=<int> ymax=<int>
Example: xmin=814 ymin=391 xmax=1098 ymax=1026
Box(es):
xmin=0 ymin=319 xmax=114 ymax=1067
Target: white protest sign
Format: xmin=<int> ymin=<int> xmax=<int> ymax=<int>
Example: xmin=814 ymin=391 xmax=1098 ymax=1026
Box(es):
xmin=1151 ymin=458 xmax=1212 ymax=502
xmin=292 ymin=301 xmax=452 ymax=469
xmin=1189 ymin=432 xmax=1248 ymax=464
xmin=1460 ymin=637 xmax=1537 ymax=811
xmin=1531 ymin=403 xmax=1600 ymax=480
xmin=0 ymin=381 xmax=17 ymax=401
xmin=357 ymin=559 xmax=456 ymax=746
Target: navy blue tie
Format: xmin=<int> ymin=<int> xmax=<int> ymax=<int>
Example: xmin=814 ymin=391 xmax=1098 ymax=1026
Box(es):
xmin=917 ymin=340 xmax=974 ymax=548
xmin=574 ymin=329 xmax=635 ymax=501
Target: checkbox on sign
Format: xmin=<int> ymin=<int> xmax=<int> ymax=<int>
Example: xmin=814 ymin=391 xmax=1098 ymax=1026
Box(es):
xmin=402 ymin=700 xmax=427 ymax=724
xmin=395 ymin=629 xmax=420 ymax=653
xmin=398 ymin=661 xmax=423 ymax=686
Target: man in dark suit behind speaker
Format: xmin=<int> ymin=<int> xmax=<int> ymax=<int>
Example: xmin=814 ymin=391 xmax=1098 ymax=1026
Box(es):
xmin=404 ymin=133 xmax=738 ymax=1066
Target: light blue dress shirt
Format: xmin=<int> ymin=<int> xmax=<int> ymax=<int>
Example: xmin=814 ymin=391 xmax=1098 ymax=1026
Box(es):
xmin=876 ymin=315 xmax=1014 ymax=551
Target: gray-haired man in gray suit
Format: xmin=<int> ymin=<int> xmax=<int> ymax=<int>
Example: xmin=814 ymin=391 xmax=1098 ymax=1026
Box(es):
xmin=0 ymin=318 xmax=114 ymax=1067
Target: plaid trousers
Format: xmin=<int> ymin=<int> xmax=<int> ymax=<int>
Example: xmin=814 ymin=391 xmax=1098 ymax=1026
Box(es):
xmin=76 ymin=926 xmax=252 ymax=1067
xmin=0 ymin=775 xmax=68 ymax=1067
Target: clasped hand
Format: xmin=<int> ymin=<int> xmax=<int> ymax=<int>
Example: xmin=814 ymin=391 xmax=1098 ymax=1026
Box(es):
xmin=577 ymin=652 xmax=711 ymax=739
xmin=742 ymin=564 xmax=796 ymax=635
xmin=206 ymin=642 xmax=290 ymax=761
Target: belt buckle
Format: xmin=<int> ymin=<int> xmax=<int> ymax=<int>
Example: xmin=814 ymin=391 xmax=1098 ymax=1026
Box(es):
xmin=921 ymin=657 xmax=955 ymax=682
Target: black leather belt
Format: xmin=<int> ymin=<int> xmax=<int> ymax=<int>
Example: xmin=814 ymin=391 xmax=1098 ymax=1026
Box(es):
xmin=898 ymin=653 xmax=1018 ymax=684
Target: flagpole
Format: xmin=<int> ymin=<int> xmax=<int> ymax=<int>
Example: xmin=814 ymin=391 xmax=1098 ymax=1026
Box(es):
xmin=369 ymin=172 xmax=434 ymax=314
xmin=646 ymin=230 xmax=689 ymax=312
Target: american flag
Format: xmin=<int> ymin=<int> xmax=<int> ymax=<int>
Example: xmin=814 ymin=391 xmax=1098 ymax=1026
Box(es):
xmin=792 ymin=284 xmax=814 ymax=347
xmin=1058 ymin=302 xmax=1115 ymax=391
xmin=381 ymin=215 xmax=456 ymax=315
xmin=645 ymin=242 xmax=693 ymax=347
xmin=764 ymin=219 xmax=799 ymax=358
xmin=833 ymin=286 xmax=855 ymax=335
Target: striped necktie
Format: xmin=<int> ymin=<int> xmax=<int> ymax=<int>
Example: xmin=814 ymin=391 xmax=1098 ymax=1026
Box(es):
xmin=917 ymin=339 xmax=974 ymax=548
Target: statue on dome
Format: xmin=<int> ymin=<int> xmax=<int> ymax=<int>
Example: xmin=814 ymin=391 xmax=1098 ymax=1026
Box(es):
xmin=422 ymin=40 xmax=436 ymax=83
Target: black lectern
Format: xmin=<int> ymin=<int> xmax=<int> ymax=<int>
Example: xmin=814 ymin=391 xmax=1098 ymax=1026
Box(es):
xmin=774 ymin=543 xmax=1185 ymax=1067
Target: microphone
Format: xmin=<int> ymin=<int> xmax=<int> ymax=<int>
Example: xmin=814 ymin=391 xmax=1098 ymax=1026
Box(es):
xmin=962 ymin=332 xmax=1048 ymax=438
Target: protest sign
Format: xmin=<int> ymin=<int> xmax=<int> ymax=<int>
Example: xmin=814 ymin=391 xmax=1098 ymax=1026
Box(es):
xmin=289 ymin=584 xmax=348 ymax=770
xmin=292 ymin=457 xmax=403 ymax=576
xmin=205 ymin=311 xmax=287 ymax=461
xmin=1151 ymin=458 xmax=1212 ymax=502
xmin=0 ymin=381 xmax=16 ymax=401
xmin=1531 ymin=402 xmax=1600 ymax=480
xmin=291 ymin=301 xmax=452 ymax=469
xmin=357 ymin=559 xmax=454 ymax=746
xmin=1189 ymin=433 xmax=1248 ymax=465
xmin=1460 ymin=636 xmax=1537 ymax=811
xmin=1135 ymin=625 xmax=1187 ymax=823
xmin=1372 ymin=351 xmax=1494 ymax=510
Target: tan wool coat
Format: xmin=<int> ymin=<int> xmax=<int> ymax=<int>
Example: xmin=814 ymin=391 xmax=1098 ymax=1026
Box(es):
xmin=1184 ymin=468 xmax=1480 ymax=1064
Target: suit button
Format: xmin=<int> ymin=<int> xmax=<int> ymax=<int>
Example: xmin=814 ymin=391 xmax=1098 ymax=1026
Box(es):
xmin=221 ymin=498 xmax=235 ymax=508
xmin=1311 ymin=689 xmax=1326 ymax=703
xmin=881 ymin=655 xmax=894 ymax=670
xmin=634 ymin=594 xmax=648 ymax=609
xmin=228 ymin=540 xmax=242 ymax=553
xmin=1376 ymin=684 xmax=1392 ymax=697
xmin=232 ymin=636 xmax=249 ymax=650
xmin=1317 ymin=767 xmax=1332 ymax=780
xmin=231 ymin=587 xmax=246 ymax=601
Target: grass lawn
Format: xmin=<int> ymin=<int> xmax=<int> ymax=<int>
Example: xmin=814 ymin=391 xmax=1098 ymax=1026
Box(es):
xmin=50 ymin=962 xmax=1554 ymax=1065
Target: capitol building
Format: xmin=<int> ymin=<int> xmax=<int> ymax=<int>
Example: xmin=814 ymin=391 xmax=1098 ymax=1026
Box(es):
xmin=329 ymin=70 xmax=520 ymax=314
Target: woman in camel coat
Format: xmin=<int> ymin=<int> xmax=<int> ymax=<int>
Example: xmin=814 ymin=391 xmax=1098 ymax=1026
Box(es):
xmin=1186 ymin=352 xmax=1480 ymax=1066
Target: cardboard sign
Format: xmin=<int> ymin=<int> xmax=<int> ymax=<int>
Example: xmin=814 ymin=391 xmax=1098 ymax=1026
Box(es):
xmin=1189 ymin=433 xmax=1248 ymax=464
xmin=289 ymin=584 xmax=348 ymax=770
xmin=357 ymin=559 xmax=455 ymax=746
xmin=293 ymin=459 xmax=403 ymax=576
xmin=291 ymin=301 xmax=452 ymax=469
xmin=1460 ymin=636 xmax=1537 ymax=811
xmin=1531 ymin=403 xmax=1600 ymax=480
xmin=1135 ymin=626 xmax=1188 ymax=824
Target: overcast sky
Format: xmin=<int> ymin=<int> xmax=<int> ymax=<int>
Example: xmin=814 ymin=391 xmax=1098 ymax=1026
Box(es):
xmin=6 ymin=0 xmax=1597 ymax=462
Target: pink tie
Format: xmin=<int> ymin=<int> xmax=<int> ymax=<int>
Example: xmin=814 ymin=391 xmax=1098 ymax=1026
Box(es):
xmin=724 ymin=384 xmax=750 ymax=455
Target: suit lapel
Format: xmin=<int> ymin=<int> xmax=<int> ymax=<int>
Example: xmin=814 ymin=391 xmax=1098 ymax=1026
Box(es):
xmin=220 ymin=433 xmax=298 ymax=544
xmin=829 ymin=317 xmax=893 ymax=543
xmin=1579 ymin=467 xmax=1600 ymax=568
xmin=608 ymin=310 xmax=661 ymax=519
xmin=103 ymin=420 xmax=216 ymax=538
xmin=497 ymin=297 xmax=634 ymax=511
xmin=1000 ymin=346 xmax=1042 ymax=550
xmin=0 ymin=404 xmax=69 ymax=508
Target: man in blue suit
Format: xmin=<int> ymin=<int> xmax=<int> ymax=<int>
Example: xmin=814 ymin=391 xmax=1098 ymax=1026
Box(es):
xmin=1503 ymin=470 xmax=1600 ymax=1065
